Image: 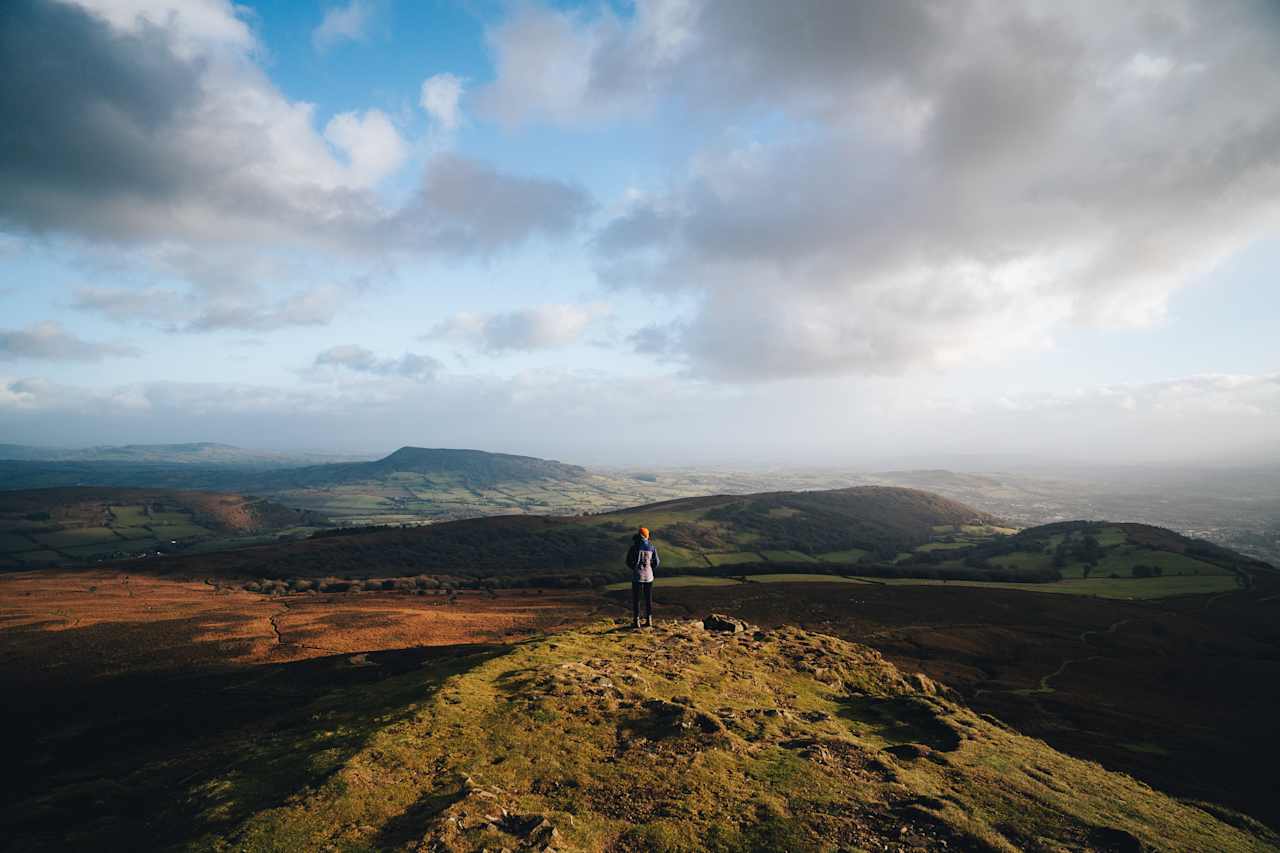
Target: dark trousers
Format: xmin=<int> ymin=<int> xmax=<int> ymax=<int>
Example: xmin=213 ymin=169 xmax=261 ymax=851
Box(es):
xmin=632 ymin=581 xmax=653 ymax=620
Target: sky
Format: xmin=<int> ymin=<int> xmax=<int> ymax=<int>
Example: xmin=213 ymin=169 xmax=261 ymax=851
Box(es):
xmin=1 ymin=0 xmax=1278 ymax=466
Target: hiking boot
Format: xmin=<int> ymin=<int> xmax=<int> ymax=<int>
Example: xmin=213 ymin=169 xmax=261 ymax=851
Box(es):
xmin=644 ymin=616 xmax=654 ymax=628
xmin=633 ymin=617 xmax=642 ymax=629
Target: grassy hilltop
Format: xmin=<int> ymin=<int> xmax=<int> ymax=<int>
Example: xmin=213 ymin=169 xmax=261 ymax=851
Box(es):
xmin=183 ymin=620 xmax=1272 ymax=852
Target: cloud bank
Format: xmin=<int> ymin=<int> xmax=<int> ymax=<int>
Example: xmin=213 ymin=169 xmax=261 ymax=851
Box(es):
xmin=484 ymin=0 xmax=1280 ymax=379
xmin=0 ymin=322 xmax=139 ymax=362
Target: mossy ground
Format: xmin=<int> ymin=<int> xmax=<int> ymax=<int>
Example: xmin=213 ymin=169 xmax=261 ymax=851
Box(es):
xmin=204 ymin=621 xmax=1274 ymax=853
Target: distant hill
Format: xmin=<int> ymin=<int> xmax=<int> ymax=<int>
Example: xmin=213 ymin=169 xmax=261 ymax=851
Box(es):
xmin=247 ymin=446 xmax=588 ymax=490
xmin=0 ymin=442 xmax=363 ymax=466
xmin=113 ymin=486 xmax=1008 ymax=585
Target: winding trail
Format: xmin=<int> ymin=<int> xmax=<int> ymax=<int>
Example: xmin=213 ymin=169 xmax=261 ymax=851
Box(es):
xmin=260 ymin=596 xmax=348 ymax=656
xmin=978 ymin=617 xmax=1133 ymax=697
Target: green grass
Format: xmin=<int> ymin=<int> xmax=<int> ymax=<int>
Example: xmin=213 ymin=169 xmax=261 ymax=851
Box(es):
xmin=760 ymin=549 xmax=819 ymax=563
xmin=816 ymin=548 xmax=869 ymax=564
xmin=1096 ymin=526 xmax=1128 ymax=547
xmin=62 ymin=542 xmax=138 ymax=559
xmin=655 ymin=543 xmax=704 ymax=568
xmin=34 ymin=527 xmax=120 ymax=548
xmin=705 ymin=551 xmax=764 ymax=566
xmin=851 ymin=574 xmax=1239 ymax=599
xmin=988 ymin=551 xmax=1052 ymax=571
xmin=113 ymin=526 xmax=155 ymax=540
xmin=0 ymin=532 xmax=38 ymax=553
xmin=746 ymin=573 xmax=867 ymax=584
xmin=110 ymin=505 xmax=152 ymax=525
xmin=13 ymin=549 xmax=64 ymax=564
xmin=604 ymin=575 xmax=743 ymax=590
xmin=149 ymin=523 xmax=214 ymax=539
xmin=148 ymin=511 xmax=196 ymax=525
xmin=916 ymin=541 xmax=973 ymax=552
xmin=198 ymin=621 xmax=1269 ymax=853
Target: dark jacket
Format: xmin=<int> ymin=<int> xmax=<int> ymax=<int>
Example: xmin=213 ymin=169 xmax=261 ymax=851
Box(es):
xmin=625 ymin=534 xmax=659 ymax=583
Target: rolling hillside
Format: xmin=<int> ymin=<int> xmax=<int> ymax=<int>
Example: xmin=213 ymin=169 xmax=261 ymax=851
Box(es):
xmin=0 ymin=488 xmax=325 ymax=569
xmin=103 ymin=486 xmax=1009 ymax=586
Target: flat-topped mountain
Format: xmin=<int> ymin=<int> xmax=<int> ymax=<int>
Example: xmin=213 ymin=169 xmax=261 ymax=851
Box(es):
xmin=253 ymin=446 xmax=588 ymax=489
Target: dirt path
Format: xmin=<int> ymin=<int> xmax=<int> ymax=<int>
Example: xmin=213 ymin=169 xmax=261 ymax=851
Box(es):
xmin=973 ymin=618 xmax=1133 ymax=697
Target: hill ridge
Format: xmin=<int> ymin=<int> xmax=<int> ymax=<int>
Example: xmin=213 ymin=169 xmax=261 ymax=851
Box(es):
xmin=219 ymin=618 xmax=1276 ymax=852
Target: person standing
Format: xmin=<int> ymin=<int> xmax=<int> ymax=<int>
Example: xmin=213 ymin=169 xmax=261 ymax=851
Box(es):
xmin=626 ymin=526 xmax=659 ymax=629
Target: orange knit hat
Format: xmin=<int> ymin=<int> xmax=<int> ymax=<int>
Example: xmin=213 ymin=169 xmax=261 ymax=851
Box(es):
xmin=639 ymin=527 xmax=650 ymax=539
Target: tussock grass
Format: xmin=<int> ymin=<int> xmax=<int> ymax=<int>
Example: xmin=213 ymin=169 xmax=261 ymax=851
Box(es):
xmin=208 ymin=621 xmax=1274 ymax=852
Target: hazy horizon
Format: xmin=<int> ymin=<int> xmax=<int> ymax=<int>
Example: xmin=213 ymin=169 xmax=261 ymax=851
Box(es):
xmin=3 ymin=0 xmax=1277 ymax=467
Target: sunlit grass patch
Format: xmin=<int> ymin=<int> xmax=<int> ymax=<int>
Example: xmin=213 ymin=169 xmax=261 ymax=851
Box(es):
xmin=705 ymin=551 xmax=765 ymax=566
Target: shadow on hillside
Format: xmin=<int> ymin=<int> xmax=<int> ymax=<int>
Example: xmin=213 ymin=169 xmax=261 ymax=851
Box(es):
xmin=0 ymin=628 xmax=507 ymax=851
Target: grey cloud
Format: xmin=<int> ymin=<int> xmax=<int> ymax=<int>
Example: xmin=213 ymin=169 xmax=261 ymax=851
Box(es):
xmin=73 ymin=287 xmax=185 ymax=323
xmin=478 ymin=0 xmax=952 ymax=126
xmin=576 ymin=1 xmax=1280 ymax=380
xmin=73 ymin=278 xmax=352 ymax=334
xmin=3 ymin=370 xmax=1277 ymax=467
xmin=430 ymin=304 xmax=602 ymax=352
xmin=0 ymin=0 xmax=204 ymax=236
xmin=313 ymin=345 xmax=440 ymax=380
xmin=0 ymin=321 xmax=139 ymax=361
xmin=391 ymin=155 xmax=592 ymax=255
xmin=187 ymin=286 xmax=345 ymax=333
xmin=627 ymin=323 xmax=679 ymax=358
xmin=0 ymin=1 xmax=589 ymax=257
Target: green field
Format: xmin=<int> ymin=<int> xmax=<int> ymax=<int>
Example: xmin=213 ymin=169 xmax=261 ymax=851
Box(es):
xmin=746 ymin=573 xmax=867 ymax=584
xmin=13 ymin=550 xmax=64 ymax=564
xmin=604 ymin=575 xmax=742 ymax=590
xmin=989 ymin=551 xmax=1053 ymax=570
xmin=109 ymin=505 xmax=152 ymax=525
xmin=816 ymin=548 xmax=869 ymax=563
xmin=1096 ymin=526 xmax=1128 ymax=547
xmin=113 ymin=526 xmax=155 ymax=540
xmin=0 ymin=532 xmax=37 ymax=552
xmin=34 ymin=527 xmax=120 ymax=548
xmin=705 ymin=551 xmax=765 ymax=566
xmin=851 ymin=574 xmax=1239 ymax=599
xmin=62 ymin=542 xmax=143 ymax=559
xmin=916 ymin=541 xmax=973 ymax=552
xmin=148 ymin=523 xmax=214 ymax=539
xmin=655 ymin=543 xmax=705 ymax=568
xmin=760 ymin=549 xmax=819 ymax=563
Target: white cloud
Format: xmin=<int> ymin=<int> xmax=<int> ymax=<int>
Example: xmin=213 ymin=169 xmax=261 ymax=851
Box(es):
xmin=0 ymin=0 xmax=586 ymax=252
xmin=557 ymin=0 xmax=1280 ymax=380
xmin=420 ymin=73 xmax=465 ymax=131
xmin=323 ymin=109 xmax=409 ymax=187
xmin=0 ymin=321 xmax=140 ymax=361
xmin=61 ymin=0 xmax=255 ymax=55
xmin=312 ymin=0 xmax=373 ymax=52
xmin=432 ymin=304 xmax=605 ymax=352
